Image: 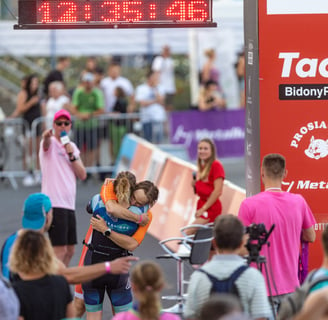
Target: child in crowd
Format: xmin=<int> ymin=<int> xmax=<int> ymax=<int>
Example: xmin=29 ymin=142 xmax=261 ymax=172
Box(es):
xmin=112 ymin=261 xmax=181 ymax=320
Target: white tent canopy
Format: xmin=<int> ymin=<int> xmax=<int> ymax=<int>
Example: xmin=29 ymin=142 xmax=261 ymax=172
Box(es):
xmin=0 ymin=0 xmax=243 ymax=56
xmin=0 ymin=0 xmax=243 ymax=107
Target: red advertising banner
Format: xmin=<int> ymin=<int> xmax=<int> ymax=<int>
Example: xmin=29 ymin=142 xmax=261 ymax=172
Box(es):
xmin=258 ymin=0 xmax=328 ymax=269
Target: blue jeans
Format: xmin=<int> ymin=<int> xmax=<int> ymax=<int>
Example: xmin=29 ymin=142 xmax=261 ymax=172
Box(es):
xmin=142 ymin=122 xmax=164 ymax=144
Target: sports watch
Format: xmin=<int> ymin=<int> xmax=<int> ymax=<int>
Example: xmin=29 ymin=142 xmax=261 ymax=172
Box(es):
xmin=69 ymin=155 xmax=78 ymax=162
xmin=103 ymin=228 xmax=112 ymax=237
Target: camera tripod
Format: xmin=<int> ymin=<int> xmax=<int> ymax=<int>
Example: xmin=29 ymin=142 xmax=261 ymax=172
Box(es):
xmin=245 ymin=225 xmax=278 ymax=320
xmin=246 ymin=253 xmax=275 ymax=296
xmin=246 ymin=251 xmax=278 ymax=319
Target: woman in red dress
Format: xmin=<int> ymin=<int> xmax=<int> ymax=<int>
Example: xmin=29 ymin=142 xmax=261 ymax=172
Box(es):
xmin=188 ymin=138 xmax=225 ymax=234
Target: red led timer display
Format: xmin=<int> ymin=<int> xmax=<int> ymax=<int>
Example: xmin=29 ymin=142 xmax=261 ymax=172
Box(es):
xmin=37 ymin=0 xmax=209 ymax=23
xmin=15 ymin=0 xmax=216 ymax=28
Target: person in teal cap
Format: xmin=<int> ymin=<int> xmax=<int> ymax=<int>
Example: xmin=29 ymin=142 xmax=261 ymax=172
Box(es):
xmin=0 ymin=192 xmax=138 ymax=316
xmin=1 ymin=193 xmax=53 ymax=280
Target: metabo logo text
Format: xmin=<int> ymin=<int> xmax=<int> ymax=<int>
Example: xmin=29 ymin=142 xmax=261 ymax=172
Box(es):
xmin=283 ymin=180 xmax=328 ymax=192
xmin=279 ymin=52 xmax=328 ymax=100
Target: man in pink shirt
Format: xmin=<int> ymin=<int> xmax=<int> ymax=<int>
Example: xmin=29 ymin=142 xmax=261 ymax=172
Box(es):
xmin=39 ymin=109 xmax=87 ymax=266
xmin=238 ymin=153 xmax=316 ymax=310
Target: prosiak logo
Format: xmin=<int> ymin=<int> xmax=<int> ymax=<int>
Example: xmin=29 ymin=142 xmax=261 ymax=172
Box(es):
xmin=278 ymin=52 xmax=328 ymax=100
xmin=290 ymin=121 xmax=328 ymax=159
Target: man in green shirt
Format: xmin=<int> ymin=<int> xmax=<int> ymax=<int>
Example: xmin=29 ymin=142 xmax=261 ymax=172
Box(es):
xmin=71 ymin=72 xmax=104 ymax=168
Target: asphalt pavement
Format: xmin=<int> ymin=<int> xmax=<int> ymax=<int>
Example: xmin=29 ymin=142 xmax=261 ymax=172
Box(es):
xmin=0 ymin=156 xmax=245 ymax=319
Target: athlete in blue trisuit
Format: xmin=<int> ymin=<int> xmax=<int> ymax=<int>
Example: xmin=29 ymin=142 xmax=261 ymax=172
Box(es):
xmin=83 ymin=195 xmax=148 ymax=315
xmin=82 ymin=173 xmax=159 ymax=320
xmin=86 ymin=194 xmax=149 ymax=236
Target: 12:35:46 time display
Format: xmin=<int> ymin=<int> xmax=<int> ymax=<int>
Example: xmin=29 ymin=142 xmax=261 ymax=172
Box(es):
xmin=37 ymin=0 xmax=211 ymax=23
xmin=15 ymin=0 xmax=216 ymax=29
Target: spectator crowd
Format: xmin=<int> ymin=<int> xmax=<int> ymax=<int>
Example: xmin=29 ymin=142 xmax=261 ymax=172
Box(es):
xmin=2 ymin=47 xmax=321 ymax=320
xmin=4 ymin=46 xmax=245 ymax=186
xmin=0 ymin=147 xmax=323 ymax=320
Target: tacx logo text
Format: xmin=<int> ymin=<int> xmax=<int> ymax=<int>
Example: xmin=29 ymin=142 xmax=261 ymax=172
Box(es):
xmin=279 ymin=52 xmax=328 ymax=78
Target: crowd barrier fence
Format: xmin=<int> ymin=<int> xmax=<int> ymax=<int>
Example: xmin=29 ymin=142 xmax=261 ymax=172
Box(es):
xmin=0 ymin=117 xmax=246 ymax=250
xmin=0 ymin=111 xmax=246 ymax=207
xmin=0 ymin=118 xmax=30 ymax=189
xmin=30 ymin=113 xmax=144 ymax=177
xmin=114 ymin=133 xmax=246 ymax=249
xmin=0 ymin=113 xmax=144 ymax=188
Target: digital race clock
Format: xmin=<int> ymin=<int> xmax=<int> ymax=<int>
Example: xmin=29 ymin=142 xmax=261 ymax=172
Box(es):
xmin=14 ymin=0 xmax=216 ymax=29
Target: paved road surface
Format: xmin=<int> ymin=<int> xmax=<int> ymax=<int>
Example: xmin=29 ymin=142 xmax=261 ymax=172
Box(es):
xmin=0 ymin=157 xmax=245 ymax=319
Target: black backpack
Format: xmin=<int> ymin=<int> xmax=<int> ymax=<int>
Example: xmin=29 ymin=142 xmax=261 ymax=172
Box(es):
xmin=197 ymin=265 xmax=248 ymax=298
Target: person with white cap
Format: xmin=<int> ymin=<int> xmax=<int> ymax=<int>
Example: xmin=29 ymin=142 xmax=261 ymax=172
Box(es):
xmin=151 ymin=45 xmax=176 ymax=111
xmin=39 ymin=109 xmax=87 ymax=266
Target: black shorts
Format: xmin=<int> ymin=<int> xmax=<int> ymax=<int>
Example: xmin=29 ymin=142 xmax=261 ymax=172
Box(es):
xmin=48 ymin=207 xmax=77 ymax=246
xmin=165 ymin=93 xmax=175 ymax=108
xmin=82 ymin=249 xmax=132 ymax=312
xmin=74 ymin=127 xmax=99 ymax=150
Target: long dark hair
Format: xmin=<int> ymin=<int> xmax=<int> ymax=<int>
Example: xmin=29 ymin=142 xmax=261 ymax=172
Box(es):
xmin=134 ymin=181 xmax=159 ymax=207
xmin=25 ymin=74 xmax=39 ymax=98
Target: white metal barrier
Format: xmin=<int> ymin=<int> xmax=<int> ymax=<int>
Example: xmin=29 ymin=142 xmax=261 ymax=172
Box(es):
xmin=0 ymin=113 xmax=171 ymax=188
xmin=0 ymin=118 xmax=30 ymax=189
xmin=30 ymin=113 xmax=142 ymax=178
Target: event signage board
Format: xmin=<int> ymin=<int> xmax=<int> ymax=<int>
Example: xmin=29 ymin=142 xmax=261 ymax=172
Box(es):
xmin=170 ymin=109 xmax=245 ymax=161
xmin=14 ymin=0 xmax=216 ymax=29
xmin=246 ymin=0 xmax=328 ymax=269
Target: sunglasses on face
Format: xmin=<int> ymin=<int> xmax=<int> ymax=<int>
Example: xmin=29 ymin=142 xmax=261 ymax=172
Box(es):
xmin=55 ymin=121 xmax=71 ymax=126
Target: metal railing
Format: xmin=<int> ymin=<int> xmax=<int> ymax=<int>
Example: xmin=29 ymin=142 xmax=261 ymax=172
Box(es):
xmin=0 ymin=48 xmax=48 ymax=77
xmin=0 ymin=51 xmax=48 ymax=108
xmin=0 ymin=118 xmax=30 ymax=188
xmin=0 ymin=75 xmax=20 ymax=95
xmin=0 ymin=113 xmax=174 ymax=188
xmin=30 ymin=113 xmax=143 ymax=176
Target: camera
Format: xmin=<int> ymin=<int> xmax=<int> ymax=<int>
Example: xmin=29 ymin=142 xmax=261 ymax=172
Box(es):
xmin=245 ymin=223 xmax=275 ymax=263
xmin=246 ymin=223 xmax=268 ymax=240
